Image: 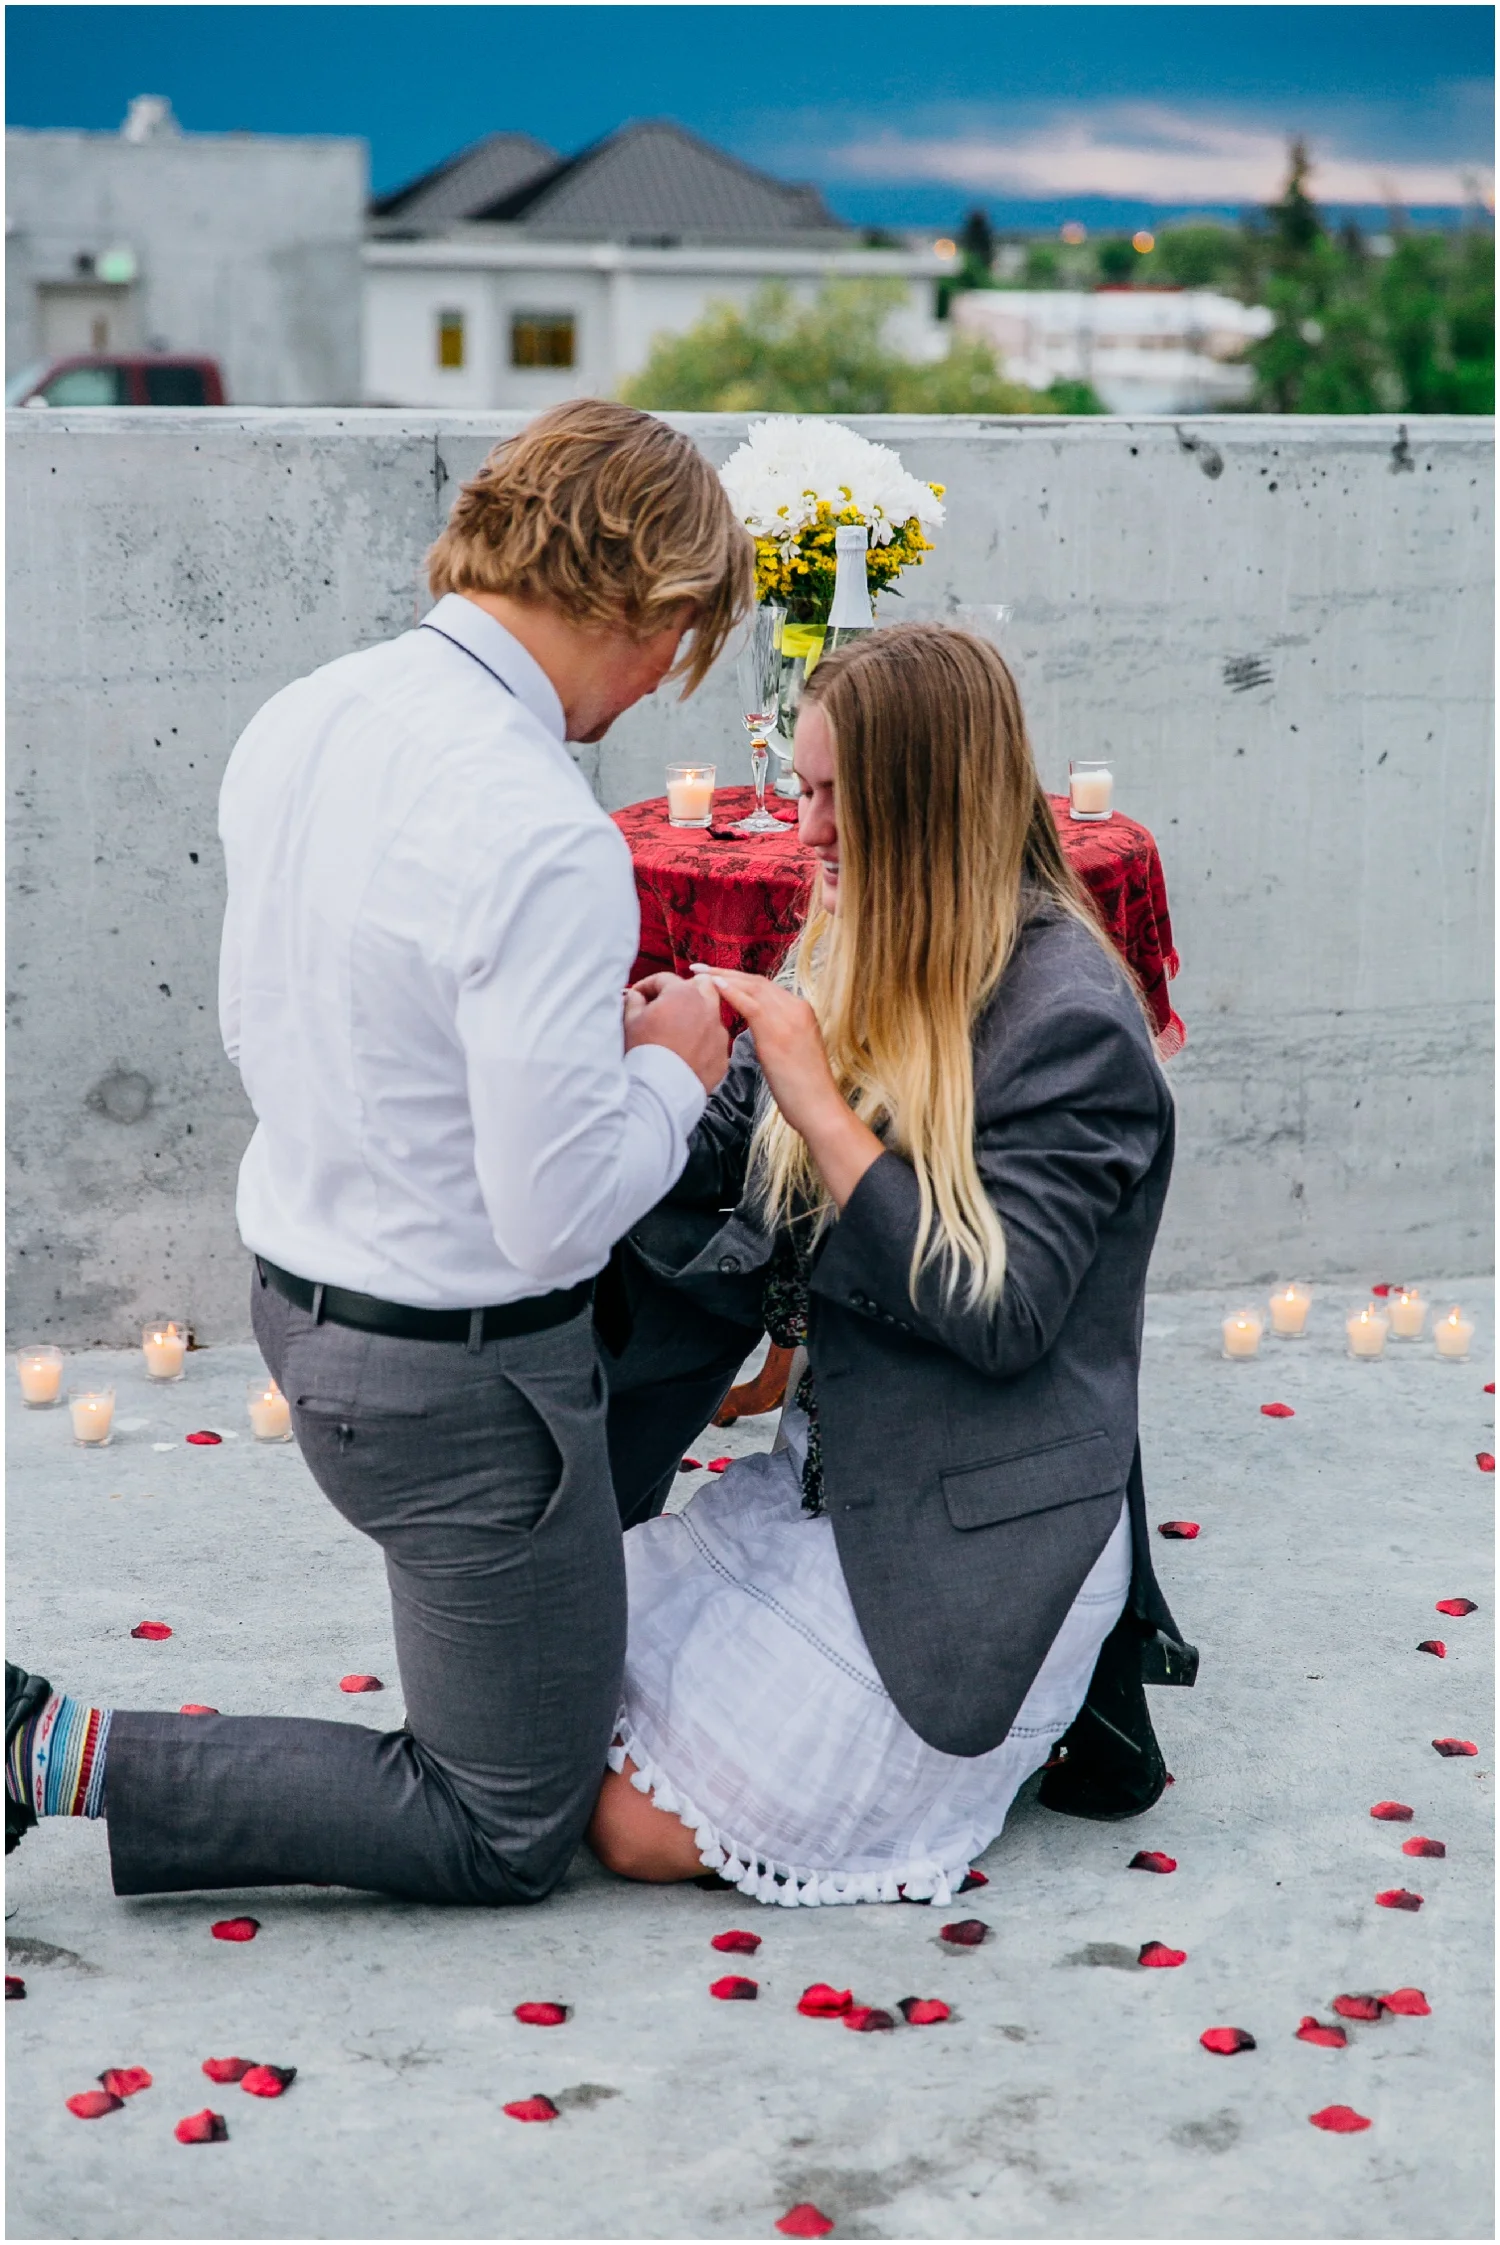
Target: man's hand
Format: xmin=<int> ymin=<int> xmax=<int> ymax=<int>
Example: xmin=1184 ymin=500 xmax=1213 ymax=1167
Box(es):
xmin=624 ymin=971 xmax=729 ymax=1094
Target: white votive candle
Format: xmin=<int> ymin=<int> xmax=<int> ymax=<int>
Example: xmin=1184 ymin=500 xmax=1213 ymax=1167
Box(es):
xmin=1387 ymin=1287 xmax=1426 ymax=1339
xmin=1222 ymin=1310 xmax=1264 ymax=1359
xmin=1346 ymin=1305 xmax=1389 ymax=1359
xmin=70 ymin=1389 xmax=116 ymax=1445
xmin=142 ymin=1320 xmax=186 ymax=1381
xmin=247 ymin=1379 xmax=292 ymax=1442
xmin=666 ymin=764 xmax=715 ymax=827
xmin=1433 ymin=1307 xmax=1474 ymax=1360
xmin=1269 ymin=1284 xmax=1311 ymax=1337
xmin=16 ymin=1345 xmax=64 ymax=1406
xmin=1069 ymin=760 xmax=1114 ymax=820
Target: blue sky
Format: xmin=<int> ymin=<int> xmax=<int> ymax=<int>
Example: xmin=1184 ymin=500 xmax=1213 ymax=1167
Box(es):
xmin=6 ymin=4 xmax=1493 ymax=228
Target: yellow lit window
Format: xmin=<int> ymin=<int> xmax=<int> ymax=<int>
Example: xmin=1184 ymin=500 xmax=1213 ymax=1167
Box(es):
xmin=511 ymin=314 xmax=576 ymax=369
xmin=437 ymin=310 xmax=465 ymax=369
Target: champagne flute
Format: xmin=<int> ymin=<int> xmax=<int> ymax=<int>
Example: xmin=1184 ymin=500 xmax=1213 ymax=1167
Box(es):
xmin=733 ymin=605 xmax=785 ymax=835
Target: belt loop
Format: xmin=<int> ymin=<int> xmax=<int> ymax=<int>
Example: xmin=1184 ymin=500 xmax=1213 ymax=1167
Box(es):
xmin=467 ymin=1307 xmax=485 ymax=1354
xmin=311 ymin=1283 xmax=326 ymax=1326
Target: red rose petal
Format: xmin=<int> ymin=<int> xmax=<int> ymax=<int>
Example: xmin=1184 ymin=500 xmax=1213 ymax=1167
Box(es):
xmin=1260 ymin=1402 xmax=1296 ymax=1418
xmin=797 ymin=1983 xmax=854 ymax=2016
xmin=843 ymin=2005 xmax=896 ymax=2032
xmin=897 ymin=1997 xmax=951 ymax=2025
xmin=4 ymin=1976 xmax=24 ymax=2000
xmin=179 ymin=1704 xmax=218 ymax=1714
xmin=709 ymin=1975 xmax=758 ymax=2001
xmin=185 ymin=1430 xmax=222 ymax=1446
xmin=1435 ymin=1598 xmax=1478 ymax=1617
xmin=1402 ymin=1836 xmax=1446 ymax=1858
xmin=1370 ymin=1801 xmax=1414 ymax=1820
xmin=776 ymin=2207 xmax=834 ymax=2239
xmin=1332 ymin=1994 xmax=1384 ymax=2022
xmin=1310 ymin=2104 xmax=1371 ymax=2133
xmin=130 ymin=1621 xmax=172 ymax=1640
xmin=98 ymin=2066 xmax=152 ymax=2099
xmin=67 ymin=2090 xmax=124 ymax=2119
xmin=1129 ymin=1851 xmax=1178 ymax=1874
xmin=1485 ymin=1382 xmax=1495 ymax=1394
xmin=1200 ymin=2026 xmax=1256 ymax=2055
xmin=1157 ymin=1521 xmax=1200 ymax=1539
xmin=1380 ymin=1986 xmax=1431 ymax=2016
xmin=241 ymin=2064 xmax=295 ymax=2098
xmin=503 ymin=2094 xmax=559 ymax=2122
xmin=1416 ymin=1640 xmax=1447 ymax=1658
xmin=175 ymin=2108 xmax=228 ymax=2143
xmin=1375 ymin=1887 xmax=1423 ymax=1910
xmin=705 ymin=1457 xmax=731 ymax=1473
xmin=203 ymin=2057 xmax=254 ymax=2083
xmin=679 ymin=1456 xmax=702 ymax=1471
xmin=959 ymin=1868 xmax=989 ymax=1889
xmin=210 ymin=1916 xmax=260 ymax=1942
xmin=1477 ymin=1453 xmax=1494 ymax=1473
xmin=339 ymin=1674 xmax=383 ymax=1693
xmin=1432 ymin=1737 xmax=1478 ymax=1756
xmin=1138 ymin=1942 xmax=1187 ymax=1968
xmin=1295 ymin=2016 xmax=1348 ymax=2048
xmin=939 ymin=1918 xmax=989 ymax=1946
xmin=710 ymin=1930 xmax=762 ymax=1955
xmin=514 ymin=2001 xmax=569 ymax=2026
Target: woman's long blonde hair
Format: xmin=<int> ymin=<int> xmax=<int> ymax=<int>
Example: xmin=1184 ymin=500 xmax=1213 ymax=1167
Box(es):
xmin=750 ymin=622 xmax=1115 ymax=1309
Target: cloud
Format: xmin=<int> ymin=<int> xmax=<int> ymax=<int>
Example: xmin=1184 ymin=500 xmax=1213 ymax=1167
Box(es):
xmin=829 ymin=100 xmax=1493 ymax=206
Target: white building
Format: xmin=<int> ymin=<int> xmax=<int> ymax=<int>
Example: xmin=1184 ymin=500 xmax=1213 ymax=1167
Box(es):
xmin=951 ymin=287 xmax=1275 ymax=413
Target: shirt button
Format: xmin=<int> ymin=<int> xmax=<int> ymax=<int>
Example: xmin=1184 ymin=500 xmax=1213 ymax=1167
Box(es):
xmin=718 ymin=1254 xmax=742 ymax=1273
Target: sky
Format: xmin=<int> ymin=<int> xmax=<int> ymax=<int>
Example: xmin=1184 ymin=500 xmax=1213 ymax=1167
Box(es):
xmin=6 ymin=3 xmax=1494 ymax=230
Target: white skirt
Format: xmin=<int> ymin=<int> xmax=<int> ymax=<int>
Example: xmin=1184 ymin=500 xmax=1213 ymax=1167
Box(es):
xmin=612 ymin=1410 xmax=1132 ymax=1908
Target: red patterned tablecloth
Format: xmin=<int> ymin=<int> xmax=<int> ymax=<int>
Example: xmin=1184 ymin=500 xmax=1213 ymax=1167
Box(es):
xmin=613 ymin=787 xmax=1184 ymax=1056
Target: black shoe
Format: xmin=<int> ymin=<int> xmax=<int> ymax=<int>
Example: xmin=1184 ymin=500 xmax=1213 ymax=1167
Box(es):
xmin=1038 ymin=1614 xmax=1170 ymax=1822
xmin=6 ymin=1662 xmax=52 ymax=1855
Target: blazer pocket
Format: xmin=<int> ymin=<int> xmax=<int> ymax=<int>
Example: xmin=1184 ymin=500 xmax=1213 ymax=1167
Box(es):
xmin=941 ymin=1429 xmax=1121 ymax=1531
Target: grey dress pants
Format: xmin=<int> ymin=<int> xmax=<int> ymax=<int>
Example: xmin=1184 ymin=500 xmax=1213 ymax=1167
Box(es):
xmin=104 ymin=1277 xmax=626 ymax=1906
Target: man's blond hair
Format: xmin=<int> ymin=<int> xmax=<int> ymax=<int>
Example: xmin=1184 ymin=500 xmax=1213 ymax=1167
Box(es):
xmin=427 ymin=400 xmax=754 ymax=692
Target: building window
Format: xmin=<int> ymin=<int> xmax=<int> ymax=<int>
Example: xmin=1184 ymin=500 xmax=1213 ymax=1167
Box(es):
xmin=436 ymin=310 xmax=465 ymax=370
xmin=511 ymin=314 xmax=576 ymax=369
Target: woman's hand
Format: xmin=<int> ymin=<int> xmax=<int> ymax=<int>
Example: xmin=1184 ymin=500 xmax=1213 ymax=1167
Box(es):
xmin=691 ymin=966 xmax=884 ymax=1210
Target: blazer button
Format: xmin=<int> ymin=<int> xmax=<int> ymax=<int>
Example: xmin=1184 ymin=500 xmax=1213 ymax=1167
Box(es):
xmin=717 ymin=1254 xmax=742 ymax=1273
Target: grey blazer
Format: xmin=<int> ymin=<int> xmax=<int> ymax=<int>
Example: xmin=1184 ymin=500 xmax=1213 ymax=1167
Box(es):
xmin=622 ymin=905 xmax=1178 ymax=1759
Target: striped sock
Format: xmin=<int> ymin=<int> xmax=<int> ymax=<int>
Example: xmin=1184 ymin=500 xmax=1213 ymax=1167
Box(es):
xmin=6 ymin=1694 xmax=112 ymax=1819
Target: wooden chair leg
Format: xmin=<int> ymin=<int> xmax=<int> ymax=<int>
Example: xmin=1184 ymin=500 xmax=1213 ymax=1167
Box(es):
xmin=712 ymin=1341 xmax=795 ymax=1426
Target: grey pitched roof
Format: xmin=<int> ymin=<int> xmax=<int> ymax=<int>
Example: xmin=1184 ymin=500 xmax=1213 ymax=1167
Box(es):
xmin=371 ymin=132 xmax=557 ymax=229
xmin=477 ymin=120 xmax=851 ymax=243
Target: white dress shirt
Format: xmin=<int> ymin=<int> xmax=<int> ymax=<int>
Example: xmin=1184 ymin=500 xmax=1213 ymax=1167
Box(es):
xmin=219 ymin=593 xmax=706 ymax=1308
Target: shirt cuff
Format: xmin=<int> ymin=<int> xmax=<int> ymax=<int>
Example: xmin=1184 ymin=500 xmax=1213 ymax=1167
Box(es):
xmin=624 ymin=1041 xmax=708 ymax=1139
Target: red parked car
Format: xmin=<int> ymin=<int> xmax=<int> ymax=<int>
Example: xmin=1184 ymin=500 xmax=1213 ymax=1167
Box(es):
xmin=5 ymin=354 xmax=227 ymax=407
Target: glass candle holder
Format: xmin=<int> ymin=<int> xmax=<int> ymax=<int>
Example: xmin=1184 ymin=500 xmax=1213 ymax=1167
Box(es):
xmin=69 ymin=1388 xmax=116 ymax=1446
xmin=1346 ymin=1305 xmax=1389 ymax=1359
xmin=665 ymin=764 xmax=715 ymax=828
xmin=1433 ymin=1307 xmax=1474 ymax=1361
xmin=141 ymin=1319 xmax=187 ymax=1382
xmin=16 ymin=1344 xmax=64 ymax=1407
xmin=1069 ymin=759 xmax=1114 ymax=821
xmin=1268 ymin=1283 xmax=1311 ymax=1337
xmin=247 ymin=1378 xmax=293 ymax=1442
xmin=1222 ymin=1309 xmax=1263 ymax=1359
xmin=1386 ymin=1287 xmax=1426 ymax=1340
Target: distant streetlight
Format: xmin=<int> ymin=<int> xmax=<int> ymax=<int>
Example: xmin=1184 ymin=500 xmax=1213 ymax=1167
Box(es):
xmin=933 ymin=238 xmax=958 ymax=259
xmin=1061 ymin=221 xmax=1087 ymax=245
xmin=1132 ymin=230 xmax=1156 ymax=254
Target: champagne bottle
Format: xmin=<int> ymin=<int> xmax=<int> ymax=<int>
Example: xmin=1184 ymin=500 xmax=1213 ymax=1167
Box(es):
xmin=824 ymin=523 xmax=874 ymax=652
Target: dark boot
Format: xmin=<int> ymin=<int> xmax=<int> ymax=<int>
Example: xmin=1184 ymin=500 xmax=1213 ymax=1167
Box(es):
xmin=6 ymin=1661 xmax=52 ymax=1854
xmin=1038 ymin=1613 xmax=1172 ymax=1821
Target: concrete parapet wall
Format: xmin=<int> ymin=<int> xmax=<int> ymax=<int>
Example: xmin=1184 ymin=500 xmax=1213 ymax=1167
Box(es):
xmin=6 ymin=409 xmax=1493 ymax=1342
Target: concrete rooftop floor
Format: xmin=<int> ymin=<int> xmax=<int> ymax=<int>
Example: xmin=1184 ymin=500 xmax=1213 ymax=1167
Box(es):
xmin=5 ymin=1281 xmax=1494 ymax=2241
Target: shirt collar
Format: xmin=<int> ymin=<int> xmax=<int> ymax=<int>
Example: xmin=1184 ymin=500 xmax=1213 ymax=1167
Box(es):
xmin=421 ymin=594 xmax=567 ymax=742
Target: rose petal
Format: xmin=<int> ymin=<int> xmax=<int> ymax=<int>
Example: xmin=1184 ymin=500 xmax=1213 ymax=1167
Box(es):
xmin=98 ymin=2067 xmax=152 ymax=2098
xmin=1295 ymin=2017 xmax=1348 ymax=2048
xmin=1332 ymin=1994 xmax=1384 ymax=2022
xmin=202 ymin=2057 xmax=255 ymax=2083
xmin=959 ymin=1868 xmax=989 ymax=1890
xmin=1200 ymin=2027 xmax=1256 ymax=2054
xmin=1157 ymin=1521 xmax=1200 ymax=1539
xmin=1260 ymin=1402 xmax=1296 ymax=1418
xmin=1165 ymin=1772 xmax=1175 ymax=1784
xmin=776 ymin=2207 xmax=834 ymax=2239
xmin=67 ymin=2090 xmax=124 ymax=2119
xmin=1369 ymin=1801 xmax=1414 ymax=1820
xmin=185 ymin=1431 xmax=223 ymax=1446
xmin=339 ymin=1674 xmax=384 ymax=1693
xmin=679 ymin=1457 xmax=702 ymax=1471
xmin=1129 ymin=1851 xmax=1178 ymax=1874
xmin=705 ymin=1457 xmax=731 ymax=1473
xmin=503 ymin=2095 xmax=559 ymax=2123
xmin=1485 ymin=1382 xmax=1495 ymax=1394
xmin=1416 ymin=1640 xmax=1447 ymax=1658
xmin=897 ymin=1997 xmax=951 ymax=2025
xmin=4 ymin=1977 xmax=24 ymax=2001
xmin=1375 ymin=1888 xmax=1423 ymax=1910
xmin=1371 ymin=1283 xmax=1393 ymax=1297
xmin=1477 ymin=1453 xmax=1495 ymax=1473
xmin=710 ymin=1930 xmax=762 ymax=1955
xmin=1380 ymin=1986 xmax=1431 ymax=2016
xmin=179 ymin=1704 xmax=219 ymax=1714
xmin=175 ymin=2108 xmax=229 ymax=2143
xmin=210 ymin=1916 xmax=260 ymax=1942
xmin=514 ymin=2002 xmax=569 ymax=2026
xmin=797 ymin=1983 xmax=854 ymax=2016
xmin=709 ymin=1975 xmax=758 ymax=2001
xmin=1402 ymin=1836 xmax=1446 ymax=1858
xmin=843 ymin=2005 xmax=896 ymax=2032
xmin=241 ymin=2064 xmax=295 ymax=2098
xmin=1435 ymin=1599 xmax=1478 ymax=1617
xmin=939 ymin=1918 xmax=989 ymax=1946
xmin=1310 ymin=2104 xmax=1371 ymax=2133
xmin=1138 ymin=1942 xmax=1187 ymax=1968
xmin=1432 ymin=1738 xmax=1478 ymax=1756
xmin=130 ymin=1621 xmax=172 ymax=1640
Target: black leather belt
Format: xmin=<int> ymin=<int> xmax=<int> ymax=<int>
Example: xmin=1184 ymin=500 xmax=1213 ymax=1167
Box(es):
xmin=255 ymin=1257 xmax=590 ymax=1346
